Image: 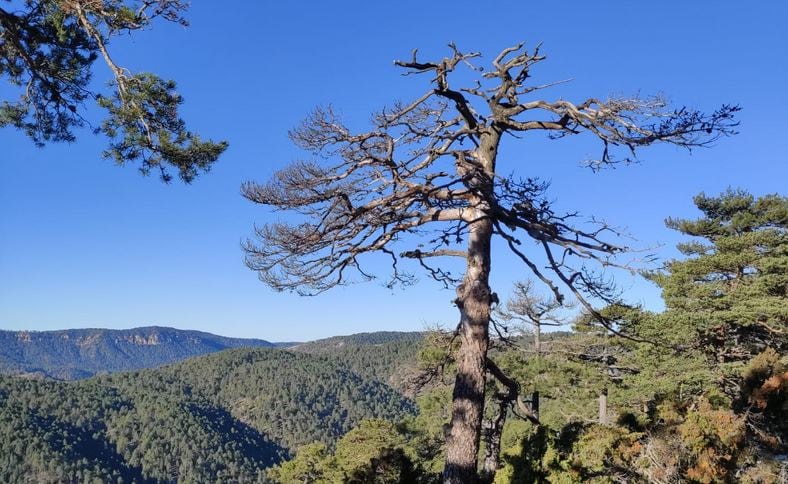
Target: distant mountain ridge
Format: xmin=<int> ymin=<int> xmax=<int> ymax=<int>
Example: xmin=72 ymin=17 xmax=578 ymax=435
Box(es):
xmin=0 ymin=327 xmax=426 ymax=480
xmin=0 ymin=326 xmax=276 ymax=379
xmin=291 ymin=330 xmax=424 ymax=353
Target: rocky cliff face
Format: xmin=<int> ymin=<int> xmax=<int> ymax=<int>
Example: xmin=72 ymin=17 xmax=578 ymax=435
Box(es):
xmin=125 ymin=333 xmax=161 ymax=345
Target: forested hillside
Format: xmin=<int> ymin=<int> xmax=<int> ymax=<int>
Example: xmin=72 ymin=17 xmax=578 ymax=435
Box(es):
xmin=0 ymin=375 xmax=281 ymax=483
xmin=293 ymin=332 xmax=424 ymax=393
xmin=1 ymin=193 xmax=782 ymax=483
xmin=2 ymin=188 xmax=784 ymax=484
xmin=114 ymin=348 xmax=417 ymax=450
xmin=0 ymin=347 xmax=415 ymax=482
xmin=292 ymin=331 xmax=423 ymax=352
xmin=2 ymin=0 xmax=783 ymax=480
xmin=0 ymin=327 xmax=275 ymax=379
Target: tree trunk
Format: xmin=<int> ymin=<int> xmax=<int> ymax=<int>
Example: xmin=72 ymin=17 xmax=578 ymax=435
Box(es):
xmin=444 ymin=218 xmax=493 ymax=483
xmin=479 ymin=395 xmax=509 ymax=483
xmin=443 ymin=130 xmax=498 ymax=484
xmin=598 ymin=388 xmax=608 ymax=425
xmin=531 ymin=391 xmax=540 ymax=422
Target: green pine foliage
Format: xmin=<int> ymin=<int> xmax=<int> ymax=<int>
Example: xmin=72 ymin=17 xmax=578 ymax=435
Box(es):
xmin=649 ymin=189 xmax=787 ymax=362
xmin=116 ymin=348 xmax=417 ymax=450
xmin=271 ymin=190 xmax=786 ymax=483
xmin=1 ymin=191 xmax=783 ymax=482
xmin=0 ymin=0 xmax=227 ymax=182
xmin=0 ymin=375 xmax=277 ymax=482
xmin=268 ymin=419 xmax=441 ymax=483
xmin=486 ymin=191 xmax=786 ymax=482
xmin=293 ymin=332 xmax=423 ymax=392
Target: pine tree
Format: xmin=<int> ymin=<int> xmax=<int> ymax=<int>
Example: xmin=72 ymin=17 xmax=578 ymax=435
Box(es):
xmin=1 ymin=1 xmax=227 ymax=182
xmin=242 ymin=42 xmax=738 ymax=482
xmin=647 ymin=189 xmax=787 ymax=463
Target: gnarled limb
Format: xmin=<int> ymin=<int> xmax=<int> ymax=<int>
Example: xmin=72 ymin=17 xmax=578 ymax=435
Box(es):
xmin=243 ymin=42 xmax=738 ymax=482
xmin=479 ymin=357 xmax=540 ymax=483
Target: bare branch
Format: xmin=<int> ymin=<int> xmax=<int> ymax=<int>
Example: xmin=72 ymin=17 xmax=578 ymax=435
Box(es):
xmin=244 ymin=41 xmax=735 ymax=348
xmin=486 ymin=358 xmax=539 ymax=425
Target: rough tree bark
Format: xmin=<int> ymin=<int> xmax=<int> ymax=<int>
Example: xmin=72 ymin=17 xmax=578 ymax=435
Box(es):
xmin=444 ymin=128 xmax=499 ymax=483
xmin=480 ymin=393 xmax=510 ymax=482
xmin=479 ymin=359 xmax=540 ymax=482
xmin=445 ymin=220 xmax=492 ymax=482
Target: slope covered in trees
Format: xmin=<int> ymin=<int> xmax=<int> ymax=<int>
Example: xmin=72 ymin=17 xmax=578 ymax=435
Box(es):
xmin=3 ymin=189 xmax=784 ymax=484
xmin=293 ymin=332 xmax=424 ymax=393
xmin=115 ymin=347 xmax=417 ymax=450
xmin=2 ymin=191 xmax=781 ymax=482
xmin=292 ymin=331 xmax=423 ymax=353
xmin=0 ymin=346 xmax=416 ymax=482
xmin=0 ymin=326 xmax=276 ymax=379
xmin=0 ymin=372 xmax=281 ymax=482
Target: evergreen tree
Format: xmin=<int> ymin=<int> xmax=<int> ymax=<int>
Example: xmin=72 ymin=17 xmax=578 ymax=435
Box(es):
xmin=647 ymin=189 xmax=787 ymax=464
xmin=649 ymin=189 xmax=787 ymax=362
xmin=1 ymin=0 xmax=227 ymax=182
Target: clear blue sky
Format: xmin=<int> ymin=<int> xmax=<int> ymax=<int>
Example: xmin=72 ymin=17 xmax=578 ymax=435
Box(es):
xmin=1 ymin=1 xmax=786 ymax=341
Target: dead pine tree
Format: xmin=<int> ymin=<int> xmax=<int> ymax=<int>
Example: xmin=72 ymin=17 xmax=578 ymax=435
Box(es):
xmin=242 ymin=42 xmax=738 ymax=483
xmin=498 ymin=280 xmax=568 ymax=357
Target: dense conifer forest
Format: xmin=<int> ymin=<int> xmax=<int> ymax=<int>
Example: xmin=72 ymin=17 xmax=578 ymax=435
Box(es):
xmin=293 ymin=332 xmax=423 ymax=393
xmin=269 ymin=190 xmax=788 ymax=483
xmin=0 ymin=191 xmax=785 ymax=483
xmin=0 ymin=346 xmax=415 ymax=482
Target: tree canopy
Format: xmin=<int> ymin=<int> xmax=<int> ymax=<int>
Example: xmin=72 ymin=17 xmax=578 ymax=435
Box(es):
xmin=0 ymin=345 xmax=417 ymax=482
xmin=0 ymin=0 xmax=227 ymax=182
xmin=646 ymin=190 xmax=787 ymax=459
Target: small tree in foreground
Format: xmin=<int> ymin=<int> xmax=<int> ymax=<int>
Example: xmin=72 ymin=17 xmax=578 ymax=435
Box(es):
xmin=1 ymin=0 xmax=227 ymax=182
xmin=243 ymin=43 xmax=737 ymax=482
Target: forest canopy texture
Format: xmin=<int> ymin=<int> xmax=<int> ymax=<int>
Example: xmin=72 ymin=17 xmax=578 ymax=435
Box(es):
xmin=3 ymin=11 xmax=784 ymax=482
xmin=0 ymin=345 xmax=417 ymax=482
xmin=0 ymin=191 xmax=784 ymax=482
